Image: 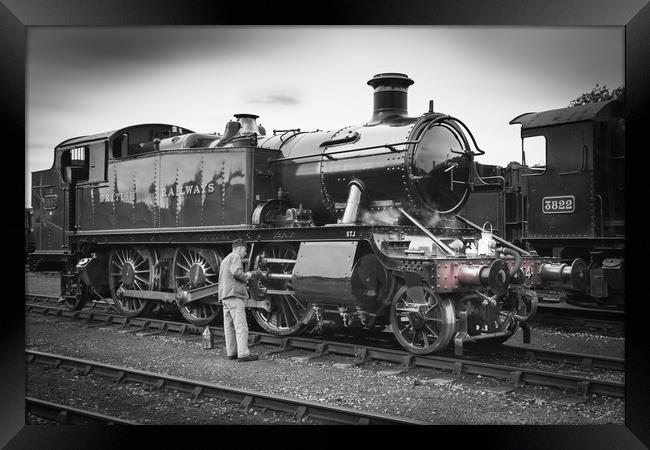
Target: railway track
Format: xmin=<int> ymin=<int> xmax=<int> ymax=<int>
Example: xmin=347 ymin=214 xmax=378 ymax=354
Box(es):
xmin=495 ymin=343 xmax=623 ymax=371
xmin=26 ymin=291 xmax=625 ymax=334
xmin=26 ymin=397 xmax=139 ymax=425
xmin=26 ymin=350 xmax=426 ymax=425
xmin=535 ymin=301 xmax=624 ymax=334
xmin=25 ymin=288 xmax=625 ymax=334
xmin=26 ymin=295 xmax=625 ymax=399
xmin=25 ymin=293 xmax=625 ymax=371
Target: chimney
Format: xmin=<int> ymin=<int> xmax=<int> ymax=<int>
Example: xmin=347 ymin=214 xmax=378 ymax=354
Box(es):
xmin=234 ymin=113 xmax=261 ymax=135
xmin=367 ymin=73 xmax=414 ymax=124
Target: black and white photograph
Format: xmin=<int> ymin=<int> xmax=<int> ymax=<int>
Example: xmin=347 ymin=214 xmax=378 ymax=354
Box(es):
xmin=8 ymin=1 xmax=648 ymax=446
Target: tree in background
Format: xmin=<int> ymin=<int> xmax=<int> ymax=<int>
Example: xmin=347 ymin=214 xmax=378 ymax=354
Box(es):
xmin=569 ymin=84 xmax=625 ymax=107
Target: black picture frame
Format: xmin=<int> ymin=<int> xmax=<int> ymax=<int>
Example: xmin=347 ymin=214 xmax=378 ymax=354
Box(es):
xmin=8 ymin=0 xmax=649 ymax=448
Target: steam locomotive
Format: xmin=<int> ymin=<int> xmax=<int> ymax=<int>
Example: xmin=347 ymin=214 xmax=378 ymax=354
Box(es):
xmin=461 ymin=98 xmax=624 ymax=307
xmin=28 ymin=73 xmax=586 ymax=355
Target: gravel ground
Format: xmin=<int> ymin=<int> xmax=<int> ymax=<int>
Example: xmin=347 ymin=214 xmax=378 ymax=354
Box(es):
xmin=25 ymin=312 xmax=624 ymax=425
xmin=485 ymin=355 xmax=622 ymax=383
xmin=507 ymin=324 xmax=624 ymax=358
xmin=26 ymin=362 xmax=319 ymax=425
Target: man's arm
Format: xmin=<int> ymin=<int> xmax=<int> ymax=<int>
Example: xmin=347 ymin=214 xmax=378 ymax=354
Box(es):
xmin=230 ymin=254 xmax=250 ymax=282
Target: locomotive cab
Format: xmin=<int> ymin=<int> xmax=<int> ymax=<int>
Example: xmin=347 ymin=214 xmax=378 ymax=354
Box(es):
xmin=510 ymin=99 xmax=625 ymax=304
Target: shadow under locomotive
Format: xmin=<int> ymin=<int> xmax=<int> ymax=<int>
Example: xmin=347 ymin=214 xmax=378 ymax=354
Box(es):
xmin=27 ymin=73 xmax=586 ymax=355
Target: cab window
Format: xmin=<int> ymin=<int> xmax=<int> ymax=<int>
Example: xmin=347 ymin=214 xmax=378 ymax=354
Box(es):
xmin=60 ymin=146 xmax=89 ymax=183
xmin=522 ymin=136 xmax=546 ymax=169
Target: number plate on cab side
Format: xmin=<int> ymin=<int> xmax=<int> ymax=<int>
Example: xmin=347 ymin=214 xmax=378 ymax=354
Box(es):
xmin=542 ymin=195 xmax=575 ymax=214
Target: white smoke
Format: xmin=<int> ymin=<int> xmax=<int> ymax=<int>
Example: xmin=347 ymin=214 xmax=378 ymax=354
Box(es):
xmin=422 ymin=210 xmax=441 ymax=228
xmin=359 ymin=207 xmax=442 ymax=228
xmin=360 ymin=208 xmax=401 ymax=225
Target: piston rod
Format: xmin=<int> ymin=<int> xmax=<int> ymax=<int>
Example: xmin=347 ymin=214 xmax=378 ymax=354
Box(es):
xmin=264 ymin=273 xmax=293 ymax=281
xmin=260 ymin=258 xmax=297 ymax=265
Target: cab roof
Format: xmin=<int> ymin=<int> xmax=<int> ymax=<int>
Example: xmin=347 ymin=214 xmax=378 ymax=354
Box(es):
xmin=55 ymin=123 xmax=193 ymax=150
xmin=509 ymin=99 xmax=622 ymax=129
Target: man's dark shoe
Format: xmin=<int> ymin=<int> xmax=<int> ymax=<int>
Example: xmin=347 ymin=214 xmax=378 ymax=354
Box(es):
xmin=228 ymin=355 xmax=237 ymax=360
xmin=237 ymin=354 xmax=259 ymax=362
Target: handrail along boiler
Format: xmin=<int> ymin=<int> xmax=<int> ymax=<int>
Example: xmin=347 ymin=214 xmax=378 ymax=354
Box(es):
xmin=28 ymin=73 xmax=585 ymax=355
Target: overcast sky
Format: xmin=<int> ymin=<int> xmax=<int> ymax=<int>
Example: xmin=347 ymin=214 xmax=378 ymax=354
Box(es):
xmin=25 ymin=26 xmax=623 ymax=207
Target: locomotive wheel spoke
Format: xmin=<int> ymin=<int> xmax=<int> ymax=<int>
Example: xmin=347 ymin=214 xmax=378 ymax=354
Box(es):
xmin=108 ymin=248 xmax=154 ymax=318
xmin=177 ymin=262 xmax=191 ymax=272
xmin=281 ymin=301 xmax=290 ymax=327
xmin=424 ymin=317 xmax=444 ymax=323
xmin=181 ymin=252 xmax=192 ymax=267
xmin=289 ymin=294 xmax=307 ymax=312
xmin=425 ymin=325 xmax=439 ymax=339
xmin=284 ymin=297 xmax=301 ymax=323
xmin=173 ymin=247 xmax=222 ymax=326
xmin=114 ymin=252 xmax=124 ymax=266
xmin=133 ymin=275 xmax=149 ymax=285
xmin=251 ymin=242 xmax=314 ymax=336
xmin=421 ymin=331 xmax=430 ymax=347
xmin=390 ymin=285 xmax=455 ymax=355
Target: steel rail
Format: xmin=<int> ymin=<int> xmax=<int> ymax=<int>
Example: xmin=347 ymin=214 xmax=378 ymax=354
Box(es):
xmin=497 ymin=343 xmax=624 ymax=371
xmin=532 ymin=311 xmax=623 ymax=334
xmin=26 ymin=397 xmax=139 ymax=425
xmin=26 ymin=299 xmax=625 ymax=398
xmin=25 ymin=294 xmax=625 ymax=368
xmin=536 ymin=302 xmax=624 ymax=321
xmin=25 ymin=350 xmax=427 ymax=425
xmin=26 ymin=299 xmax=625 ymax=374
xmin=26 ymin=292 xmax=625 ymax=331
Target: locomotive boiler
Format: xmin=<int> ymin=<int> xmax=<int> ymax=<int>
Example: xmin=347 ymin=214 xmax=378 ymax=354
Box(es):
xmin=28 ymin=73 xmax=586 ymax=355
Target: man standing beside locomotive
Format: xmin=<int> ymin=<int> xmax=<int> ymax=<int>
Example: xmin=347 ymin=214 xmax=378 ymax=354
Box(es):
xmin=218 ymin=239 xmax=259 ymax=362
